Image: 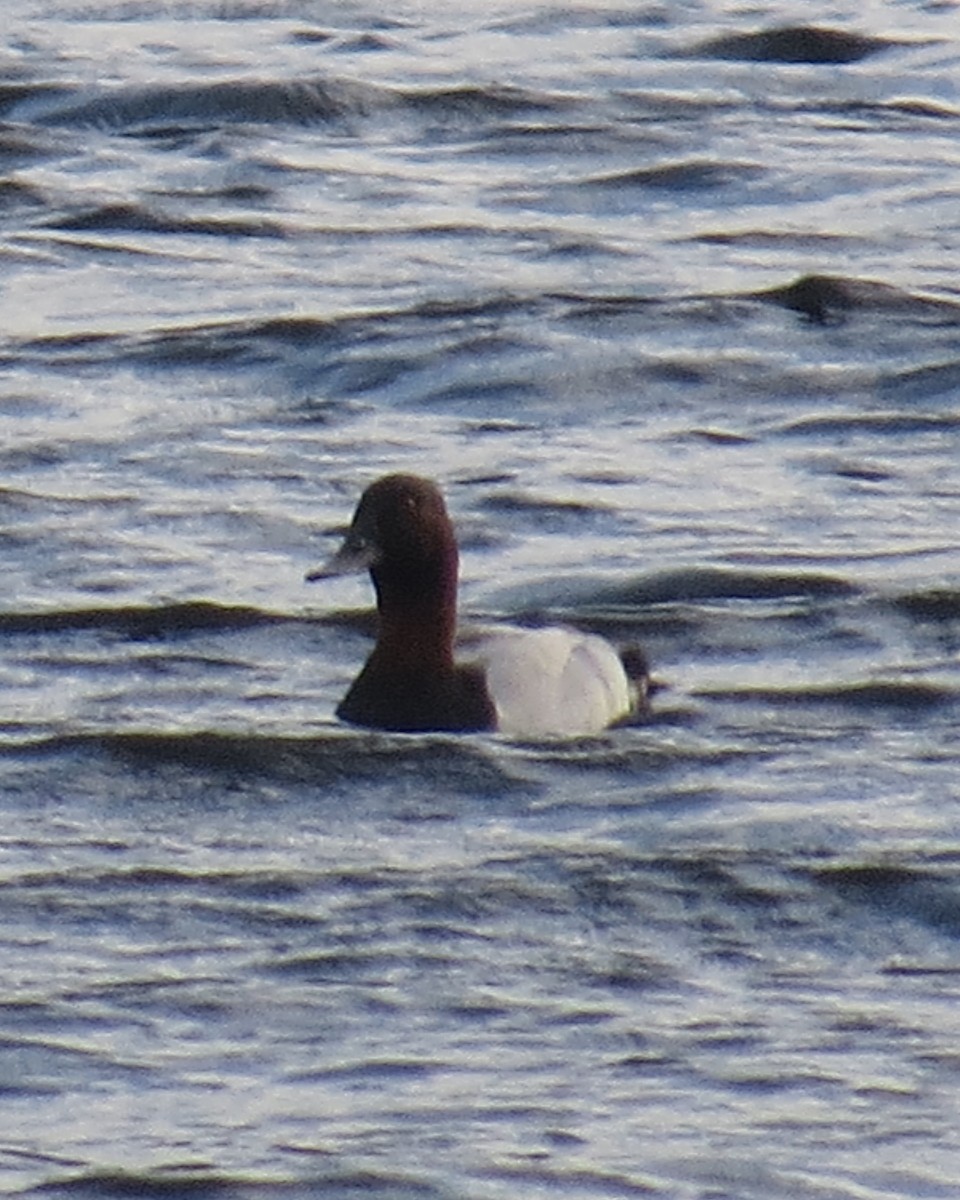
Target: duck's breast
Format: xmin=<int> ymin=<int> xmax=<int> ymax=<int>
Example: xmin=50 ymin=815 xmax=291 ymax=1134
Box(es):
xmin=471 ymin=626 xmax=632 ymax=738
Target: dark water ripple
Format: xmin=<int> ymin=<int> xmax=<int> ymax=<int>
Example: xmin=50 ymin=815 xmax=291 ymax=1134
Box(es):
xmin=9 ymin=277 xmax=960 ymax=421
xmin=687 ymin=26 xmax=913 ymax=65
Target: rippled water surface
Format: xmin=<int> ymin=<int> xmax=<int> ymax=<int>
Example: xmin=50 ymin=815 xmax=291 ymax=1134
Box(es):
xmin=2 ymin=1 xmax=960 ymax=1197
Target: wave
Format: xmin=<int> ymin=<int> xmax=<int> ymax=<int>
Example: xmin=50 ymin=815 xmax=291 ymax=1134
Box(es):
xmin=0 ymin=569 xmax=950 ymax=647
xmin=777 ymin=412 xmax=960 ymax=438
xmin=593 ymin=567 xmax=859 ymax=606
xmin=891 ymin=589 xmax=960 ymax=623
xmin=27 ymin=1165 xmax=446 ymax=1200
xmin=557 ymin=274 xmax=960 ymax=333
xmin=795 ymin=97 xmax=960 ymax=129
xmin=20 ymin=75 xmax=572 ymax=135
xmin=879 ymin=360 xmax=960 ymax=403
xmin=488 ymin=567 xmax=861 ymax=650
xmin=10 ymin=273 xmax=958 ymax=378
xmin=44 ymin=201 xmax=287 ymax=240
xmin=2 ymin=728 xmax=534 ymax=797
xmin=685 ymin=25 xmax=911 ymax=65
xmin=29 ymin=76 xmax=383 ymax=131
xmin=575 ymin=160 xmax=766 ymax=192
xmin=0 ymin=600 xmax=291 ymax=637
xmin=11 ymin=293 xmax=537 ymax=371
xmin=0 ymin=81 xmax=73 ymax=120
xmin=694 ymin=679 xmax=955 ymax=712
xmin=810 ymin=863 xmax=960 ymax=938
xmin=755 ymin=274 xmax=960 ymax=324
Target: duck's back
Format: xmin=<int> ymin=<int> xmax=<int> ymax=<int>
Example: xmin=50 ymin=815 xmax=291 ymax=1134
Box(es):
xmin=474 ymin=627 xmax=633 ymax=738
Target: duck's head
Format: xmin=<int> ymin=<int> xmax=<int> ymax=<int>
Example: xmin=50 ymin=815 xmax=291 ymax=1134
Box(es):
xmin=306 ymin=473 xmax=459 ymax=589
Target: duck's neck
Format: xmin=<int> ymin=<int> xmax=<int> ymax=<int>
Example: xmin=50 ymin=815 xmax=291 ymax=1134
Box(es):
xmin=370 ymin=554 xmax=458 ymax=671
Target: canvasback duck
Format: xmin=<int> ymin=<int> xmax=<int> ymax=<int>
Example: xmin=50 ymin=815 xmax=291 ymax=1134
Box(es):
xmin=306 ymin=473 xmax=649 ymax=736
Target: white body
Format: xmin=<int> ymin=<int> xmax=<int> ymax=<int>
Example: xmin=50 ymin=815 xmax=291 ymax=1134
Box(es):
xmin=466 ymin=626 xmax=633 ymax=738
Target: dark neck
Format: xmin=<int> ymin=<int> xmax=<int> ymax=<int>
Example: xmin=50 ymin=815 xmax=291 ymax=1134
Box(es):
xmin=370 ymin=555 xmax=458 ymax=671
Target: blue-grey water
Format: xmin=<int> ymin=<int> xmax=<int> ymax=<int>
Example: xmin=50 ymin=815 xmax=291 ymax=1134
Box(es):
xmin=2 ymin=2 xmax=960 ymax=1197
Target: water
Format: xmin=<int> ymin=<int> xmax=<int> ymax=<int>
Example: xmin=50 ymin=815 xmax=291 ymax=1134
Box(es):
xmin=1 ymin=1 xmax=960 ymax=1196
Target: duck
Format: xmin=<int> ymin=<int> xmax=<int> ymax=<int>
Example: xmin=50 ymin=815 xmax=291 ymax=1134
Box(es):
xmin=306 ymin=473 xmax=650 ymax=736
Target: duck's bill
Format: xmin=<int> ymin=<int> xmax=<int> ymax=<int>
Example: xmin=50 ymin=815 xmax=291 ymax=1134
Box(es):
xmin=305 ymin=536 xmax=377 ymax=582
